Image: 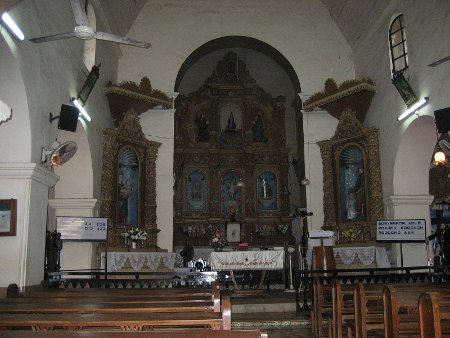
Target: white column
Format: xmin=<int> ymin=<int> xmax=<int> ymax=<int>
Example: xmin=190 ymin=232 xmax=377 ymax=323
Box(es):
xmin=385 ymin=195 xmax=434 ymax=267
xmin=0 ymin=163 xmax=59 ymax=288
xmin=48 ymin=198 xmax=99 ymax=270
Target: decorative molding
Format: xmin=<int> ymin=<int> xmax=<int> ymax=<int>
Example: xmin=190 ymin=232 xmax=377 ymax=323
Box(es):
xmin=105 ymin=77 xmax=173 ymax=125
xmin=387 ymin=195 xmax=434 ymax=207
xmin=48 ymin=198 xmax=98 ymax=212
xmin=303 ymin=79 xmax=376 ymax=122
xmin=0 ymin=163 xmax=59 ymax=187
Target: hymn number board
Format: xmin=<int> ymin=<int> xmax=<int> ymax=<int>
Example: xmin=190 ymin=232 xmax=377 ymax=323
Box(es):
xmin=57 ymin=217 xmax=108 ymax=241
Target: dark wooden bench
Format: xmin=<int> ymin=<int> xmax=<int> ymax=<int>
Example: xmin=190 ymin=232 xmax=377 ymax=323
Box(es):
xmin=383 ymin=284 xmax=450 ymax=338
xmin=0 ymin=281 xmax=231 ymax=331
xmin=312 ymin=277 xmax=333 ymax=337
xmin=419 ymin=291 xmax=450 ymax=338
xmin=331 ymin=280 xmax=354 ymax=338
xmin=0 ymin=329 xmax=268 ymax=338
xmin=0 ymin=308 xmax=230 ymax=331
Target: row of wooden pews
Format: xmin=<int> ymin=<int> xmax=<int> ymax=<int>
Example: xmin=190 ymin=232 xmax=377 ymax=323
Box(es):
xmin=314 ymin=277 xmax=450 ymax=338
xmin=0 ymin=281 xmax=268 ymax=337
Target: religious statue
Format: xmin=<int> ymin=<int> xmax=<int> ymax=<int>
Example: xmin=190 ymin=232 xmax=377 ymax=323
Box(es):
xmin=118 ymin=171 xmax=132 ymax=224
xmin=195 ymin=113 xmax=209 ymax=142
xmin=346 ymin=191 xmax=357 ymax=220
xmin=225 ymin=112 xmax=237 ymax=132
xmin=252 ymin=114 xmax=267 ymax=142
xmin=261 ymin=177 xmax=272 ymax=199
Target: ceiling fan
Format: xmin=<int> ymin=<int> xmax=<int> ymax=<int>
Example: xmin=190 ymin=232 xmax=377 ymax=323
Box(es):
xmin=42 ymin=141 xmax=78 ymax=168
xmin=29 ymin=0 xmax=151 ymax=49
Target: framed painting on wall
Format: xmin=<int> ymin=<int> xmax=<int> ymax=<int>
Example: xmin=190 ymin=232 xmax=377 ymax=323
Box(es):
xmin=0 ymin=199 xmax=17 ymax=236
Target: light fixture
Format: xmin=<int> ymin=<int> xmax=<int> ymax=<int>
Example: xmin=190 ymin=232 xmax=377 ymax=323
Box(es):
xmin=397 ymin=97 xmax=429 ymax=121
xmin=71 ymin=98 xmax=92 ymax=122
xmin=236 ymin=178 xmax=245 ymax=188
xmin=301 ymin=178 xmax=310 ymax=186
xmin=433 ymin=147 xmax=447 ymax=166
xmin=1 ymin=12 xmax=25 ymax=41
xmin=78 ymin=64 xmax=100 ymax=105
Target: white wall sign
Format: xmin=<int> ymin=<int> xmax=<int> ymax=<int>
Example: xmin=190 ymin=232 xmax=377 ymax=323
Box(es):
xmin=376 ymin=219 xmax=426 ymax=242
xmin=57 ymin=217 xmax=107 ymax=241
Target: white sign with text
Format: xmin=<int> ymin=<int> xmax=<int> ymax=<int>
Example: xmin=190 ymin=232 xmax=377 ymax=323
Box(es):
xmin=376 ymin=219 xmax=426 ymax=242
xmin=57 ymin=217 xmax=107 ymax=241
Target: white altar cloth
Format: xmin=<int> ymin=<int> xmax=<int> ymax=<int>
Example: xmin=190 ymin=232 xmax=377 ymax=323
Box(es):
xmin=306 ymin=246 xmax=390 ymax=269
xmin=102 ymin=252 xmax=177 ymax=272
xmin=209 ymin=250 xmax=284 ymax=271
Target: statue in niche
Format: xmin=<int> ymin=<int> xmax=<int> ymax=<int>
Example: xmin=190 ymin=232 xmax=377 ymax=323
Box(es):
xmin=195 ymin=113 xmax=209 ymax=142
xmin=252 ymin=114 xmax=267 ymax=142
xmin=261 ymin=177 xmax=273 ymax=199
xmin=225 ymin=112 xmax=237 ymax=132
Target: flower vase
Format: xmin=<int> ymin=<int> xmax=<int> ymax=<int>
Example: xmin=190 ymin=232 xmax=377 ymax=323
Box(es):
xmin=213 ymin=246 xmax=222 ymax=252
xmin=131 ymin=241 xmax=137 ymax=250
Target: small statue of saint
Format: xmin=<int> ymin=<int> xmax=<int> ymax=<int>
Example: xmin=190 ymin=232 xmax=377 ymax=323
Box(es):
xmin=252 ymin=114 xmax=267 ymax=142
xmin=225 ymin=112 xmax=237 ymax=132
xmin=195 ymin=114 xmax=209 ymax=142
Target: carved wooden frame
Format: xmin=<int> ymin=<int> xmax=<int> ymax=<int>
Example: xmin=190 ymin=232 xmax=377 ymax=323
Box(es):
xmin=317 ymin=109 xmax=384 ymax=241
xmin=101 ymin=110 xmax=161 ymax=248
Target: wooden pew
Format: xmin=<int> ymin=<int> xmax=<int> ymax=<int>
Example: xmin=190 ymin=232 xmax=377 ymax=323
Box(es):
xmin=331 ymin=280 xmax=354 ymax=338
xmin=311 ymin=246 xmax=336 ymax=337
xmin=0 ymin=281 xmax=231 ymax=331
xmin=0 ymin=330 xmax=268 ymax=338
xmin=0 ymin=295 xmax=231 ymax=330
xmin=351 ymin=283 xmax=385 ymax=338
xmin=10 ymin=281 xmax=221 ymax=312
xmin=419 ymin=291 xmax=450 ymax=338
xmin=383 ymin=284 xmax=450 ymax=338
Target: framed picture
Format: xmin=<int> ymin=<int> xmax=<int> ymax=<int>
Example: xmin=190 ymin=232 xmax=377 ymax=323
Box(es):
xmin=392 ymin=72 xmax=418 ymax=107
xmin=226 ymin=222 xmax=240 ymax=243
xmin=0 ymin=199 xmax=17 ymax=236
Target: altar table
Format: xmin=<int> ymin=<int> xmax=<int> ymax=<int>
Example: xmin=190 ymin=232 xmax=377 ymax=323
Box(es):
xmin=102 ymin=252 xmax=177 ymax=272
xmin=306 ymin=246 xmax=391 ymax=269
xmin=209 ymin=250 xmax=284 ymax=290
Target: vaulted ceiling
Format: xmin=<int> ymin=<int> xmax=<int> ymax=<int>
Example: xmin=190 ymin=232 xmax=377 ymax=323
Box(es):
xmin=321 ymin=0 xmax=392 ymax=48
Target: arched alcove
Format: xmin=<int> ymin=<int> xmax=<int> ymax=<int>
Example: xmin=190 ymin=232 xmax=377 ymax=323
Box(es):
xmin=393 ymin=116 xmax=436 ymax=196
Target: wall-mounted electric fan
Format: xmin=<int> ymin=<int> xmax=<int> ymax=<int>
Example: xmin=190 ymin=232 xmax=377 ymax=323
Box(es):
xmin=29 ymin=0 xmax=151 ymax=49
xmin=42 ymin=141 xmax=78 ymax=167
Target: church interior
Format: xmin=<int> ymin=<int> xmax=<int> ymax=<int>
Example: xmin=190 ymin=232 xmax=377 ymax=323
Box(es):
xmin=0 ymin=0 xmax=450 ymax=336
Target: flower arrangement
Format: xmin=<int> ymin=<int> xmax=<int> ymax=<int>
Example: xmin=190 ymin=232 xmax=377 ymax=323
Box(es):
xmin=210 ymin=228 xmax=226 ymax=251
xmin=277 ymin=223 xmax=289 ymax=235
xmin=340 ymin=228 xmax=357 ymax=243
xmin=255 ymin=223 xmax=271 ymax=237
xmin=123 ymin=227 xmax=147 ymax=243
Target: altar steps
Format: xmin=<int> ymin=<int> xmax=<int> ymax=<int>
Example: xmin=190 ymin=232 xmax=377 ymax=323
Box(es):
xmin=230 ymin=291 xmax=316 ymax=338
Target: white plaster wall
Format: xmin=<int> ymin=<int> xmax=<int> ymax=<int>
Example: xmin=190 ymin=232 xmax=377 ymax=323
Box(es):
xmin=353 ymin=1 xmax=450 ymax=200
xmin=119 ymin=0 xmax=355 ymax=96
xmin=139 ymin=109 xmax=175 ymax=251
xmin=350 ymin=1 xmax=450 ymax=266
xmin=303 ymin=110 xmax=339 ymax=231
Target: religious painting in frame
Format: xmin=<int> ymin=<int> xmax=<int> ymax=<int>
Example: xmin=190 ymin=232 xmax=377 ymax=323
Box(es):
xmin=257 ymin=171 xmax=278 ymax=212
xmin=226 ymin=222 xmax=241 ymax=243
xmin=186 ymin=170 xmax=207 ymax=213
xmin=220 ymin=169 xmax=243 ymax=216
xmin=0 ymin=199 xmax=17 ymax=236
xmin=392 ymin=72 xmax=418 ymax=107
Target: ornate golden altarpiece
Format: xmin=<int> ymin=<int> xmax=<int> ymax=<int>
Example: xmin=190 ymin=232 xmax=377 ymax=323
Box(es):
xmin=100 ymin=110 xmax=160 ymax=248
xmin=317 ymin=109 xmax=384 ymax=242
xmin=173 ymin=52 xmax=292 ymax=247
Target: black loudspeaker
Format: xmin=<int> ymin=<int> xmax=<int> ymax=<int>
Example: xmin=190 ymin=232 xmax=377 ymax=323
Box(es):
xmin=434 ymin=108 xmax=450 ymax=134
xmin=58 ymin=104 xmax=79 ymax=132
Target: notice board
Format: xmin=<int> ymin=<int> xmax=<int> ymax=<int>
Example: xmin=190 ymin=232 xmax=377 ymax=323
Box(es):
xmin=376 ymin=219 xmax=426 ymax=242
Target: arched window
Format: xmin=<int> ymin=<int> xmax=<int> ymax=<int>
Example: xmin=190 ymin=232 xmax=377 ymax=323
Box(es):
xmin=83 ymin=1 xmax=96 ymax=70
xmin=389 ymin=14 xmax=408 ymax=76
